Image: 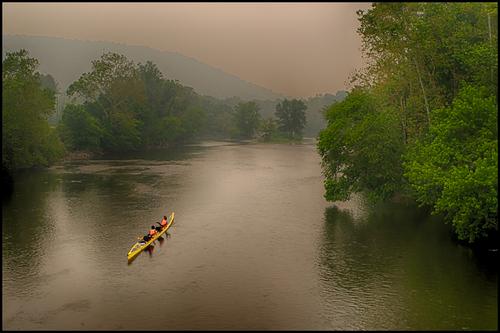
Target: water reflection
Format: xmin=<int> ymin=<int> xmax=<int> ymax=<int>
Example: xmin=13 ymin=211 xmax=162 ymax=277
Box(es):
xmin=3 ymin=149 xmax=191 ymax=328
xmin=2 ymin=170 xmax=62 ymax=295
xmin=319 ymin=201 xmax=498 ymax=330
xmin=127 ymin=233 xmax=171 ymax=265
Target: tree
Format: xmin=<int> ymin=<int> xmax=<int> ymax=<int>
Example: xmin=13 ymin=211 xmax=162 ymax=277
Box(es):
xmin=197 ymin=95 xmax=234 ymax=139
xmin=260 ymin=118 xmax=278 ymax=142
xmin=62 ymin=53 xmax=233 ymax=151
xmin=318 ymin=2 xmax=499 ymax=244
xmin=67 ymin=52 xmax=146 ymax=151
xmin=356 ymin=3 xmax=498 ymax=138
xmin=317 ymin=89 xmax=405 ymax=202
xmin=403 ymin=85 xmax=498 ymax=243
xmin=233 ymin=101 xmax=261 ymax=139
xmin=2 ymin=49 xmax=64 ymax=170
xmin=58 ymin=104 xmax=103 ymax=151
xmin=275 ymin=99 xmax=307 ymax=139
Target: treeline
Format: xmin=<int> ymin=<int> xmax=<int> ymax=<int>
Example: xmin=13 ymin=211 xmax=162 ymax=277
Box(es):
xmin=59 ymin=52 xmax=233 ymax=152
xmin=3 ymin=49 xmax=314 ymax=177
xmin=317 ymin=3 xmax=498 ymax=244
xmin=58 ymin=52 xmax=311 ymax=148
xmin=226 ymin=91 xmax=347 ymax=137
xmin=232 ymin=98 xmax=308 ymax=142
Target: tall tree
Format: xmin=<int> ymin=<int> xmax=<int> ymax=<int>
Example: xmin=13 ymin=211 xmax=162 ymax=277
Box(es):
xmin=58 ymin=104 xmax=103 ymax=151
xmin=319 ymin=2 xmax=498 ymax=244
xmin=61 ymin=53 xmax=230 ymax=151
xmin=317 ymin=89 xmax=405 ymax=202
xmin=67 ymin=52 xmax=146 ymax=151
xmin=233 ymin=101 xmax=261 ymax=139
xmin=274 ymin=99 xmax=307 ymax=139
xmin=2 ymin=49 xmax=64 ymax=170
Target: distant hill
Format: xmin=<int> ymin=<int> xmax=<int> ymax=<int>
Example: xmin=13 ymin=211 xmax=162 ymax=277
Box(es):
xmin=2 ymin=34 xmax=285 ymax=100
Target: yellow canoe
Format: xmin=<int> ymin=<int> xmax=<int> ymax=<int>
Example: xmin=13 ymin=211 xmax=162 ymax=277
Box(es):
xmin=127 ymin=212 xmax=175 ymax=262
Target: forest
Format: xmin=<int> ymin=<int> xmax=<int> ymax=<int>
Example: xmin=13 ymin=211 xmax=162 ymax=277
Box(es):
xmin=2 ymin=49 xmax=325 ymax=171
xmin=317 ymin=2 xmax=498 ymax=245
xmin=3 ymin=2 xmax=497 ymax=246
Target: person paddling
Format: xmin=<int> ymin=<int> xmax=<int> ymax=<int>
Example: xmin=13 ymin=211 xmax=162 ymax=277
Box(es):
xmin=155 ymin=215 xmax=168 ymax=231
xmin=149 ymin=225 xmax=158 ymax=237
xmin=143 ymin=225 xmax=158 ymax=241
xmin=154 ymin=215 xmax=167 ymax=231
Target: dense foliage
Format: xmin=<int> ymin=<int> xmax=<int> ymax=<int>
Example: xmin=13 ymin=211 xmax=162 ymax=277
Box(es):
xmin=62 ymin=53 xmax=232 ymax=152
xmin=4 ymin=49 xmax=325 ymax=170
xmin=59 ymin=53 xmax=324 ymax=150
xmin=233 ymin=101 xmax=261 ymax=139
xmin=275 ymin=99 xmax=307 ymax=139
xmin=404 ymin=85 xmax=497 ymax=243
xmin=57 ymin=104 xmax=103 ymax=151
xmin=318 ymin=2 xmax=498 ymax=243
xmin=318 ymin=89 xmax=405 ymax=202
xmin=2 ymin=50 xmax=64 ymax=170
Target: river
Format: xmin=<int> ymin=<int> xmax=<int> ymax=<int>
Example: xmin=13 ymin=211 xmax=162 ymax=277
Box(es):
xmin=2 ymin=141 xmax=497 ymax=330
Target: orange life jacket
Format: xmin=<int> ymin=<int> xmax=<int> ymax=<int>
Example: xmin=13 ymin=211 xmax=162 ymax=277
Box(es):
xmin=149 ymin=229 xmax=157 ymax=236
xmin=161 ymin=218 xmax=167 ymax=226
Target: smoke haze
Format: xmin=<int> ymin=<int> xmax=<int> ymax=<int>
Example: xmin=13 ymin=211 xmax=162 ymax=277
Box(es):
xmin=3 ymin=2 xmax=371 ymax=97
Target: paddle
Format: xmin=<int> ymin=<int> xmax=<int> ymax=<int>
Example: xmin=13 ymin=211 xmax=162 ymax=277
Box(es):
xmin=137 ymin=236 xmax=148 ymax=244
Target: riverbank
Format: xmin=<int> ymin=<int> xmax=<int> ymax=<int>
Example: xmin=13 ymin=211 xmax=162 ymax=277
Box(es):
xmin=62 ymin=150 xmax=99 ymax=161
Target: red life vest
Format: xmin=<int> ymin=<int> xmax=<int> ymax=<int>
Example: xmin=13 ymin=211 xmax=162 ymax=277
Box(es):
xmin=149 ymin=229 xmax=157 ymax=236
xmin=161 ymin=218 xmax=167 ymax=226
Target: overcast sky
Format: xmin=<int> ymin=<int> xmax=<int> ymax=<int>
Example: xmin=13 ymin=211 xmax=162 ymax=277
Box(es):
xmin=3 ymin=2 xmax=372 ymax=97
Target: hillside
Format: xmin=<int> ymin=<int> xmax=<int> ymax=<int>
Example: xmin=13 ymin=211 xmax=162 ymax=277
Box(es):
xmin=2 ymin=34 xmax=285 ymax=100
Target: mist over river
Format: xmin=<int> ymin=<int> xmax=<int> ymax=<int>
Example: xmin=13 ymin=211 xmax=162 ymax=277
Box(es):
xmin=2 ymin=141 xmax=497 ymax=330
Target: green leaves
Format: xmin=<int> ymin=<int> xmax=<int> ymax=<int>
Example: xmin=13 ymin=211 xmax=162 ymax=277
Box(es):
xmin=68 ymin=52 xmax=137 ymax=101
xmin=2 ymin=50 xmax=64 ymax=170
xmin=58 ymin=104 xmax=103 ymax=151
xmin=317 ymin=89 xmax=405 ymax=202
xmin=337 ymin=3 xmax=499 ymax=244
xmin=233 ymin=101 xmax=261 ymax=139
xmin=275 ymin=99 xmax=307 ymax=139
xmin=60 ymin=52 xmax=225 ymax=152
xmin=403 ymin=85 xmax=498 ymax=243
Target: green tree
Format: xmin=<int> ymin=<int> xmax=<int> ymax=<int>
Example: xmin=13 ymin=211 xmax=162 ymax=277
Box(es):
xmin=275 ymin=99 xmax=307 ymax=139
xmin=260 ymin=118 xmax=278 ymax=142
xmin=67 ymin=52 xmax=145 ymax=151
xmin=58 ymin=104 xmax=103 ymax=151
xmin=317 ymin=89 xmax=405 ymax=202
xmin=63 ymin=53 xmax=230 ymax=151
xmin=403 ymin=85 xmax=497 ymax=243
xmin=197 ymin=95 xmax=234 ymax=139
xmin=2 ymin=49 xmax=64 ymax=170
xmin=233 ymin=101 xmax=261 ymax=139
xmin=317 ymin=2 xmax=498 ymax=244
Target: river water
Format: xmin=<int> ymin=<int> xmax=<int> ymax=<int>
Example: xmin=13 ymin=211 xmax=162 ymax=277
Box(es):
xmin=2 ymin=141 xmax=497 ymax=330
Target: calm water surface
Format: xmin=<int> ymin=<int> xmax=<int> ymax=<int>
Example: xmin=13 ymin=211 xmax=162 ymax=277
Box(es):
xmin=2 ymin=141 xmax=497 ymax=330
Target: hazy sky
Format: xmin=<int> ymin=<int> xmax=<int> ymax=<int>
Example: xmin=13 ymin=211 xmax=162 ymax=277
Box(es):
xmin=3 ymin=2 xmax=372 ymax=97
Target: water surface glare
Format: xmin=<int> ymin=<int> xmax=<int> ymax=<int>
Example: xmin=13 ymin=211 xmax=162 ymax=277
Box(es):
xmin=2 ymin=141 xmax=497 ymax=330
